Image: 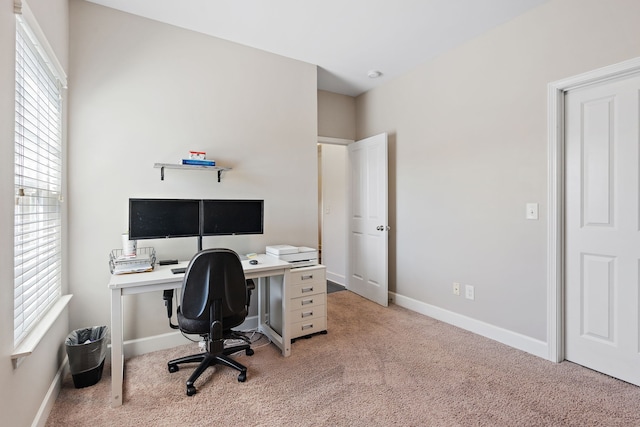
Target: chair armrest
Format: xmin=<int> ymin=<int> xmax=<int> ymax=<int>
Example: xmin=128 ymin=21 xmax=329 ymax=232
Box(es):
xmin=162 ymin=289 xmax=180 ymax=329
xmin=246 ymin=279 xmax=255 ymax=307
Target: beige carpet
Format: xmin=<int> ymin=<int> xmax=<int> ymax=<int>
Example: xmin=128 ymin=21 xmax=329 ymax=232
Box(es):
xmin=46 ymin=291 xmax=640 ymax=426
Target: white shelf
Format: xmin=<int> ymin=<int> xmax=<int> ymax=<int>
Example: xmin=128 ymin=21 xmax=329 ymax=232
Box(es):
xmin=153 ymin=163 xmax=232 ymax=182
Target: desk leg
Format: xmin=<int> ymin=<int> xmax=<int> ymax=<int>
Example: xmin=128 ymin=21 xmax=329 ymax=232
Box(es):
xmin=256 ymin=277 xmax=270 ymax=347
xmin=257 ymin=277 xmax=265 ymax=330
xmin=256 ymin=276 xmax=291 ymax=357
xmin=281 ymin=273 xmax=291 ymax=357
xmin=110 ymin=289 xmax=123 ymax=407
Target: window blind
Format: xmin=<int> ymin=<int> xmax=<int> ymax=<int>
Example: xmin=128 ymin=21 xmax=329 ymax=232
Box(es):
xmin=14 ymin=21 xmax=63 ymax=347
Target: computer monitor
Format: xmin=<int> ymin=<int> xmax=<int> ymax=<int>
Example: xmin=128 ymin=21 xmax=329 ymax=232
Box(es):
xmin=129 ymin=198 xmax=201 ymax=240
xmin=201 ymin=199 xmax=264 ymax=236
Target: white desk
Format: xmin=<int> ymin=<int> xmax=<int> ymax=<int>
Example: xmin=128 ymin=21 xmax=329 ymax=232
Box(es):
xmin=108 ymin=254 xmax=292 ymax=407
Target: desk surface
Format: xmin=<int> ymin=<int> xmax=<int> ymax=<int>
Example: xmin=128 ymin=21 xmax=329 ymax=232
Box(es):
xmin=108 ymin=253 xmax=291 ymax=289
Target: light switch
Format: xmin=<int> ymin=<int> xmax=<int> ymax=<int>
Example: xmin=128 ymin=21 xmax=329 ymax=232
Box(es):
xmin=526 ymin=203 xmax=539 ymax=220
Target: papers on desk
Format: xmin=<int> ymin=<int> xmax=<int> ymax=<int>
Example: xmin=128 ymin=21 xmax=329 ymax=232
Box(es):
xmin=112 ymin=259 xmax=153 ymax=275
xmin=109 ymin=248 xmax=156 ymax=274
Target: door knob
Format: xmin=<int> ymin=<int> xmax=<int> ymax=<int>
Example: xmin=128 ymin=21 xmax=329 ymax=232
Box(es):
xmin=376 ymin=225 xmax=390 ymax=231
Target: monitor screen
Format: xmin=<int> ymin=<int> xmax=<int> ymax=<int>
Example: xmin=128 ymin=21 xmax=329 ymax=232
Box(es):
xmin=202 ymin=199 xmax=264 ymax=236
xmin=129 ymin=198 xmax=201 ymax=239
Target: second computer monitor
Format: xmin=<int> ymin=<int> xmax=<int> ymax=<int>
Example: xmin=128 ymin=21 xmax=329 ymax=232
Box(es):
xmin=201 ymin=199 xmax=264 ymax=236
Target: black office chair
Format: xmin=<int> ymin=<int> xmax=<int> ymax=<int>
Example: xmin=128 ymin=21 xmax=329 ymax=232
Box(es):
xmin=165 ymin=248 xmax=255 ymax=396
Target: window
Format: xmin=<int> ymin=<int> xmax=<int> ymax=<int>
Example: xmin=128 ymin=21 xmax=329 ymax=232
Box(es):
xmin=13 ymin=13 xmax=65 ymax=347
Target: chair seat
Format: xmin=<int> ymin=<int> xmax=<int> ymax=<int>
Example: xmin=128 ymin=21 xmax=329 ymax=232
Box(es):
xmin=176 ymin=306 xmax=247 ymax=335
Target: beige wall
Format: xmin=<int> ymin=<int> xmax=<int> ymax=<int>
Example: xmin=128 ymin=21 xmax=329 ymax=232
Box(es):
xmin=67 ymin=1 xmax=318 ymax=342
xmin=0 ymin=1 xmax=70 ymax=425
xmin=318 ymin=90 xmax=356 ymax=140
xmin=355 ymin=0 xmax=640 ymax=341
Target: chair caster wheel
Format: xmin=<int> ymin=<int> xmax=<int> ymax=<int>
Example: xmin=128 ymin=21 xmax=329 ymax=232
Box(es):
xmin=168 ymin=364 xmax=179 ymax=373
xmin=246 ymin=348 xmax=254 ymax=356
xmin=186 ymin=385 xmax=196 ymax=396
xmin=238 ymin=372 xmax=247 ymax=382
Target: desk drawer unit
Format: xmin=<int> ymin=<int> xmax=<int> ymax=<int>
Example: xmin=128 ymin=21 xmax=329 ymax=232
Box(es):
xmin=287 ymin=265 xmax=327 ymax=339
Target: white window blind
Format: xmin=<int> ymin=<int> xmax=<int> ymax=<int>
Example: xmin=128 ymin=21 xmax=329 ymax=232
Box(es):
xmin=14 ymin=19 xmax=63 ymax=347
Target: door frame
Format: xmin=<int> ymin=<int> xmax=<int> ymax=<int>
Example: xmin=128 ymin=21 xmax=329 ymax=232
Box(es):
xmin=547 ymin=56 xmax=640 ymax=363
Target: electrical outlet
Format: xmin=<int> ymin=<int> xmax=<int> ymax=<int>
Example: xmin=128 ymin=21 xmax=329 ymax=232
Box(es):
xmin=465 ymin=284 xmax=475 ymax=300
xmin=453 ymin=282 xmax=460 ymax=296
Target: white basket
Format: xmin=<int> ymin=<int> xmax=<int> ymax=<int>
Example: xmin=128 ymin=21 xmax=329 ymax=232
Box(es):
xmin=109 ymin=247 xmax=156 ymax=274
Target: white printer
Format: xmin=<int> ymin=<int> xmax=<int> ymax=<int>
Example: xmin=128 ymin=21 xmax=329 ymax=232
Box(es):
xmin=266 ymin=245 xmax=318 ymax=268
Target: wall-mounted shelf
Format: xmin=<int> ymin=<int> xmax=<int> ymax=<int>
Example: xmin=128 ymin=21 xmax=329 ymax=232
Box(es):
xmin=153 ymin=163 xmax=232 ymax=182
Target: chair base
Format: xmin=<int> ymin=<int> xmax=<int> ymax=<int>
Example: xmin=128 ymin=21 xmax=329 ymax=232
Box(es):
xmin=168 ymin=342 xmax=254 ymax=396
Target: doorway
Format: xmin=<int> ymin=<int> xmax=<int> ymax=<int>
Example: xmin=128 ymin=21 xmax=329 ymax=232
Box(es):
xmin=318 ymin=140 xmax=349 ymax=287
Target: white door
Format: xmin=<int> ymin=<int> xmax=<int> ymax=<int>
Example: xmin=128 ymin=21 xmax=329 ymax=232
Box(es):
xmin=347 ymin=133 xmax=389 ymax=306
xmin=565 ymin=73 xmax=640 ymax=386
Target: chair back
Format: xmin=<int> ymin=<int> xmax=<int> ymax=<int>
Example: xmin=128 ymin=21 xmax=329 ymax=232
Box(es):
xmin=180 ymin=248 xmax=247 ymax=323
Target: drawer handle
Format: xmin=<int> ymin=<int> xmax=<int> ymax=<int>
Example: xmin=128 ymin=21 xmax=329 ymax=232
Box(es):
xmin=301 ymin=299 xmax=314 ymax=305
xmin=301 ymin=274 xmax=313 ymax=280
xmin=301 ymin=311 xmax=313 ymax=318
xmin=301 ymin=323 xmax=313 ymax=330
xmin=301 ymin=286 xmax=314 ymax=293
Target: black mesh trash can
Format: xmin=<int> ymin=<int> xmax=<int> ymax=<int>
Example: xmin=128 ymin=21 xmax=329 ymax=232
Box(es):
xmin=65 ymin=326 xmax=109 ymax=388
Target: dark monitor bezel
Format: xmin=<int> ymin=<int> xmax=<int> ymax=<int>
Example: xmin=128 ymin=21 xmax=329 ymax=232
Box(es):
xmin=128 ymin=198 xmax=201 ymax=240
xmin=201 ymin=199 xmax=264 ymax=236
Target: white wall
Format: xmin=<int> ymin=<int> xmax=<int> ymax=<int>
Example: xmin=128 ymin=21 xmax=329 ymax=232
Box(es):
xmin=67 ymin=1 xmax=318 ymax=343
xmin=0 ymin=1 xmax=70 ymax=425
xmin=356 ymin=0 xmax=640 ymax=343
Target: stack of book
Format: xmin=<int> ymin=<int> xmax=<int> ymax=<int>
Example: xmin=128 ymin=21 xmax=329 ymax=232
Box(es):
xmin=181 ymin=158 xmax=215 ymax=166
xmin=181 ymin=150 xmax=215 ymax=166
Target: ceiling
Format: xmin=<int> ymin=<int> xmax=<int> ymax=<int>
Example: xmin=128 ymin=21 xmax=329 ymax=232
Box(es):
xmin=85 ymin=0 xmax=549 ymax=97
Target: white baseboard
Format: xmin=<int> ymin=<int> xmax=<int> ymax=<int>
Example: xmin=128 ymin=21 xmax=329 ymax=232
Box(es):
xmin=32 ymin=356 xmax=70 ymax=427
xmin=326 ymin=271 xmax=346 ymax=285
xmin=114 ymin=296 xmax=548 ymax=361
xmin=389 ymin=292 xmax=550 ymax=360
